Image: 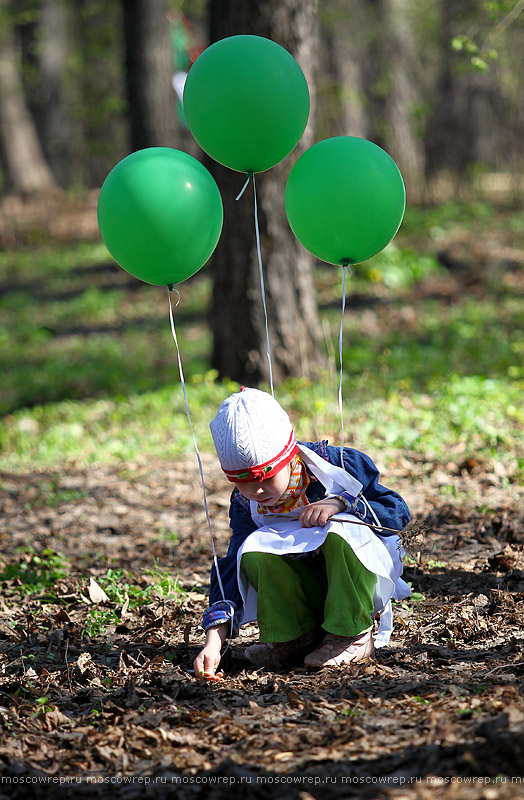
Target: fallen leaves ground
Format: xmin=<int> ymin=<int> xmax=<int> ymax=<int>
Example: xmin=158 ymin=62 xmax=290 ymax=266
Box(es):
xmin=1 ymin=454 xmax=523 ymax=799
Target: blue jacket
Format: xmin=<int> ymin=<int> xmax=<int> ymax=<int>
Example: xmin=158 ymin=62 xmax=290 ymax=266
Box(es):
xmin=202 ymin=440 xmax=411 ymax=631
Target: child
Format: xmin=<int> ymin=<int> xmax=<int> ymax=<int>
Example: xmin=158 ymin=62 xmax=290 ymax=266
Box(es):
xmin=193 ymin=388 xmax=411 ymax=680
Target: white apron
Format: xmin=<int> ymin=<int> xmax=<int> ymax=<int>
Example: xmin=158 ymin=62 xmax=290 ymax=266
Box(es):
xmin=236 ymin=444 xmax=411 ymax=647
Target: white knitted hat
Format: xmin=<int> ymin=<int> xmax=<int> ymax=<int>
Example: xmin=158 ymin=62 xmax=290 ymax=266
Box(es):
xmin=210 ymin=388 xmax=297 ymax=482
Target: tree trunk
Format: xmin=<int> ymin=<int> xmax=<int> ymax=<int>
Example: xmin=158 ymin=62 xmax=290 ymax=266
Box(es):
xmin=425 ymin=0 xmax=515 ymax=180
xmin=71 ymin=0 xmax=128 ymax=187
xmin=122 ymin=0 xmax=178 ymax=151
xmin=379 ymin=0 xmax=426 ymax=199
xmin=322 ymin=0 xmax=425 ymax=197
xmin=37 ymin=0 xmax=70 ymax=185
xmin=319 ymin=0 xmax=370 ymax=140
xmin=208 ymin=0 xmax=323 ymax=386
xmin=0 ymin=1 xmax=56 ymax=194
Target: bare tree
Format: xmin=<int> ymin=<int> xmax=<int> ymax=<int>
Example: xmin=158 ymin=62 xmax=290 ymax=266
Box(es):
xmin=0 ymin=0 xmax=56 ymax=194
xmin=35 ymin=0 xmax=70 ymax=185
xmin=122 ymin=0 xmax=177 ymax=151
xmin=425 ymin=0 xmax=522 ymax=181
xmin=380 ymin=0 xmax=426 ymax=197
xmin=319 ymin=0 xmax=425 ymax=196
xmin=208 ymin=0 xmax=323 ymax=386
xmin=319 ymin=0 xmax=370 ymax=140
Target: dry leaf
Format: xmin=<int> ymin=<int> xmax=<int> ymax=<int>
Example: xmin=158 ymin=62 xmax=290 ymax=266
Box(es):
xmin=54 ymin=608 xmax=72 ymax=624
xmin=88 ymin=577 xmax=109 ymax=604
xmin=37 ymin=707 xmax=72 ymax=731
xmin=120 ymin=592 xmax=130 ymax=617
xmin=273 ymin=751 xmax=294 ymax=761
xmin=74 ymin=652 xmax=96 ymax=681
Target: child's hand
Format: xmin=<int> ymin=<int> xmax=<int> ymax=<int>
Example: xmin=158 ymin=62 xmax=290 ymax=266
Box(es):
xmin=299 ymin=497 xmax=345 ymax=528
xmin=193 ymin=642 xmax=223 ymax=680
xmin=193 ymin=622 xmax=228 ymax=681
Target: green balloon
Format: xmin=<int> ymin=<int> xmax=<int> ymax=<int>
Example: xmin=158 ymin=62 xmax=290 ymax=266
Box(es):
xmin=183 ymin=35 xmax=310 ymax=173
xmin=285 ymin=137 xmax=406 ymax=265
xmin=97 ymin=148 xmax=223 ymax=286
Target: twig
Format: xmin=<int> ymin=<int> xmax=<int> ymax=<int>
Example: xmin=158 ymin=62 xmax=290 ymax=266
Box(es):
xmin=335 ymin=518 xmax=406 ymax=535
xmin=482 ymin=661 xmax=524 ymax=678
xmin=268 ymin=511 xmax=422 ymax=537
xmin=65 ymin=637 xmax=72 ymax=694
xmin=487 ymin=0 xmax=524 ymax=46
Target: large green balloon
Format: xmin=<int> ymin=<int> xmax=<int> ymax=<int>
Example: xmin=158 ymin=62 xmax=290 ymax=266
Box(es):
xmin=285 ymin=137 xmax=406 ymax=266
xmin=183 ymin=35 xmax=310 ymax=173
xmin=97 ymin=148 xmax=223 ymax=286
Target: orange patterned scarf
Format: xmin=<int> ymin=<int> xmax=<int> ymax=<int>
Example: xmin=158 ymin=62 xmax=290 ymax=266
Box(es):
xmin=257 ymin=455 xmax=310 ymax=515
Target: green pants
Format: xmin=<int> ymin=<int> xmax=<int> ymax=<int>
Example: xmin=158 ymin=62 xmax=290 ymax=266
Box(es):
xmin=240 ymin=532 xmax=376 ymax=643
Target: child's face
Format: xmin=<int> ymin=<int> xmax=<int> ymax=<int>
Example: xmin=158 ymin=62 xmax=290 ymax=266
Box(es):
xmin=233 ymin=463 xmax=292 ymax=506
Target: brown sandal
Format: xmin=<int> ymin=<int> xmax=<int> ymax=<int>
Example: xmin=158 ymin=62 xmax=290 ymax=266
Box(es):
xmin=304 ymin=631 xmax=374 ymax=669
xmin=244 ymin=627 xmax=322 ymax=670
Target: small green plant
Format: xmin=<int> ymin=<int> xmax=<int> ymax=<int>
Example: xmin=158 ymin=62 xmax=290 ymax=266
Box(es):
xmin=339 ymin=707 xmax=363 ymax=719
xmin=412 ymin=695 xmax=432 ymax=705
xmin=156 ymin=529 xmax=180 ymax=545
xmin=47 ymin=488 xmax=89 ymax=507
xmin=33 ymin=696 xmax=53 ymax=715
xmin=459 ymin=706 xmax=483 ymax=718
xmin=82 ymin=608 xmax=120 ymax=638
xmin=0 ymin=548 xmax=68 ymax=595
xmin=144 ymin=563 xmax=186 ymax=601
xmin=19 ymin=474 xmax=89 ymax=508
xmin=89 ymin=706 xmax=103 ymax=725
xmin=81 ymin=566 xmax=185 ymax=638
xmin=96 ymin=566 xmax=185 ymax=607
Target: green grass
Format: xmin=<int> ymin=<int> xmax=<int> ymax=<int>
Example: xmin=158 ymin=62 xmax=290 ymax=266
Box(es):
xmin=352 ymin=241 xmax=443 ymax=288
xmin=399 ymin=199 xmax=524 ymax=241
xmin=0 ymin=547 xmax=69 ymax=596
xmin=335 ymin=294 xmax=524 ymax=388
xmin=0 ymin=204 xmax=523 ymax=480
xmin=95 ymin=565 xmax=186 ymax=606
xmin=0 ymin=547 xmax=187 ymax=638
xmin=81 ymin=566 xmax=187 ymax=638
xmin=0 ymin=251 xmax=211 ymax=414
xmin=1 ymin=372 xmax=521 ymax=480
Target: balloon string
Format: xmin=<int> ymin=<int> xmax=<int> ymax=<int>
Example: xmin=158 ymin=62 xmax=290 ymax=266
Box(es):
xmin=167 ymin=287 xmax=226 ymax=603
xmin=338 ymin=263 xmax=351 ymax=467
xmin=235 ymin=172 xmax=252 ymax=201
xmin=253 ymin=174 xmax=275 ymax=397
xmin=236 ymin=173 xmax=274 ymax=396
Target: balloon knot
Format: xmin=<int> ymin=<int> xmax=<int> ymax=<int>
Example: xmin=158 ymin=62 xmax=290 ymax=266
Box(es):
xmin=168 ymin=284 xmax=175 ymax=292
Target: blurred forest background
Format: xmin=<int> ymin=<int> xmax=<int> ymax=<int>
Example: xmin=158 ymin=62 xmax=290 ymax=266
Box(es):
xmin=2 ymin=0 xmax=523 ymax=193
xmin=0 ymin=0 xmax=523 ymax=477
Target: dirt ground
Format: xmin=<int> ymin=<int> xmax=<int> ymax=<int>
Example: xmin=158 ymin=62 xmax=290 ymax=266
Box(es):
xmin=1 ymin=452 xmax=523 ymax=799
